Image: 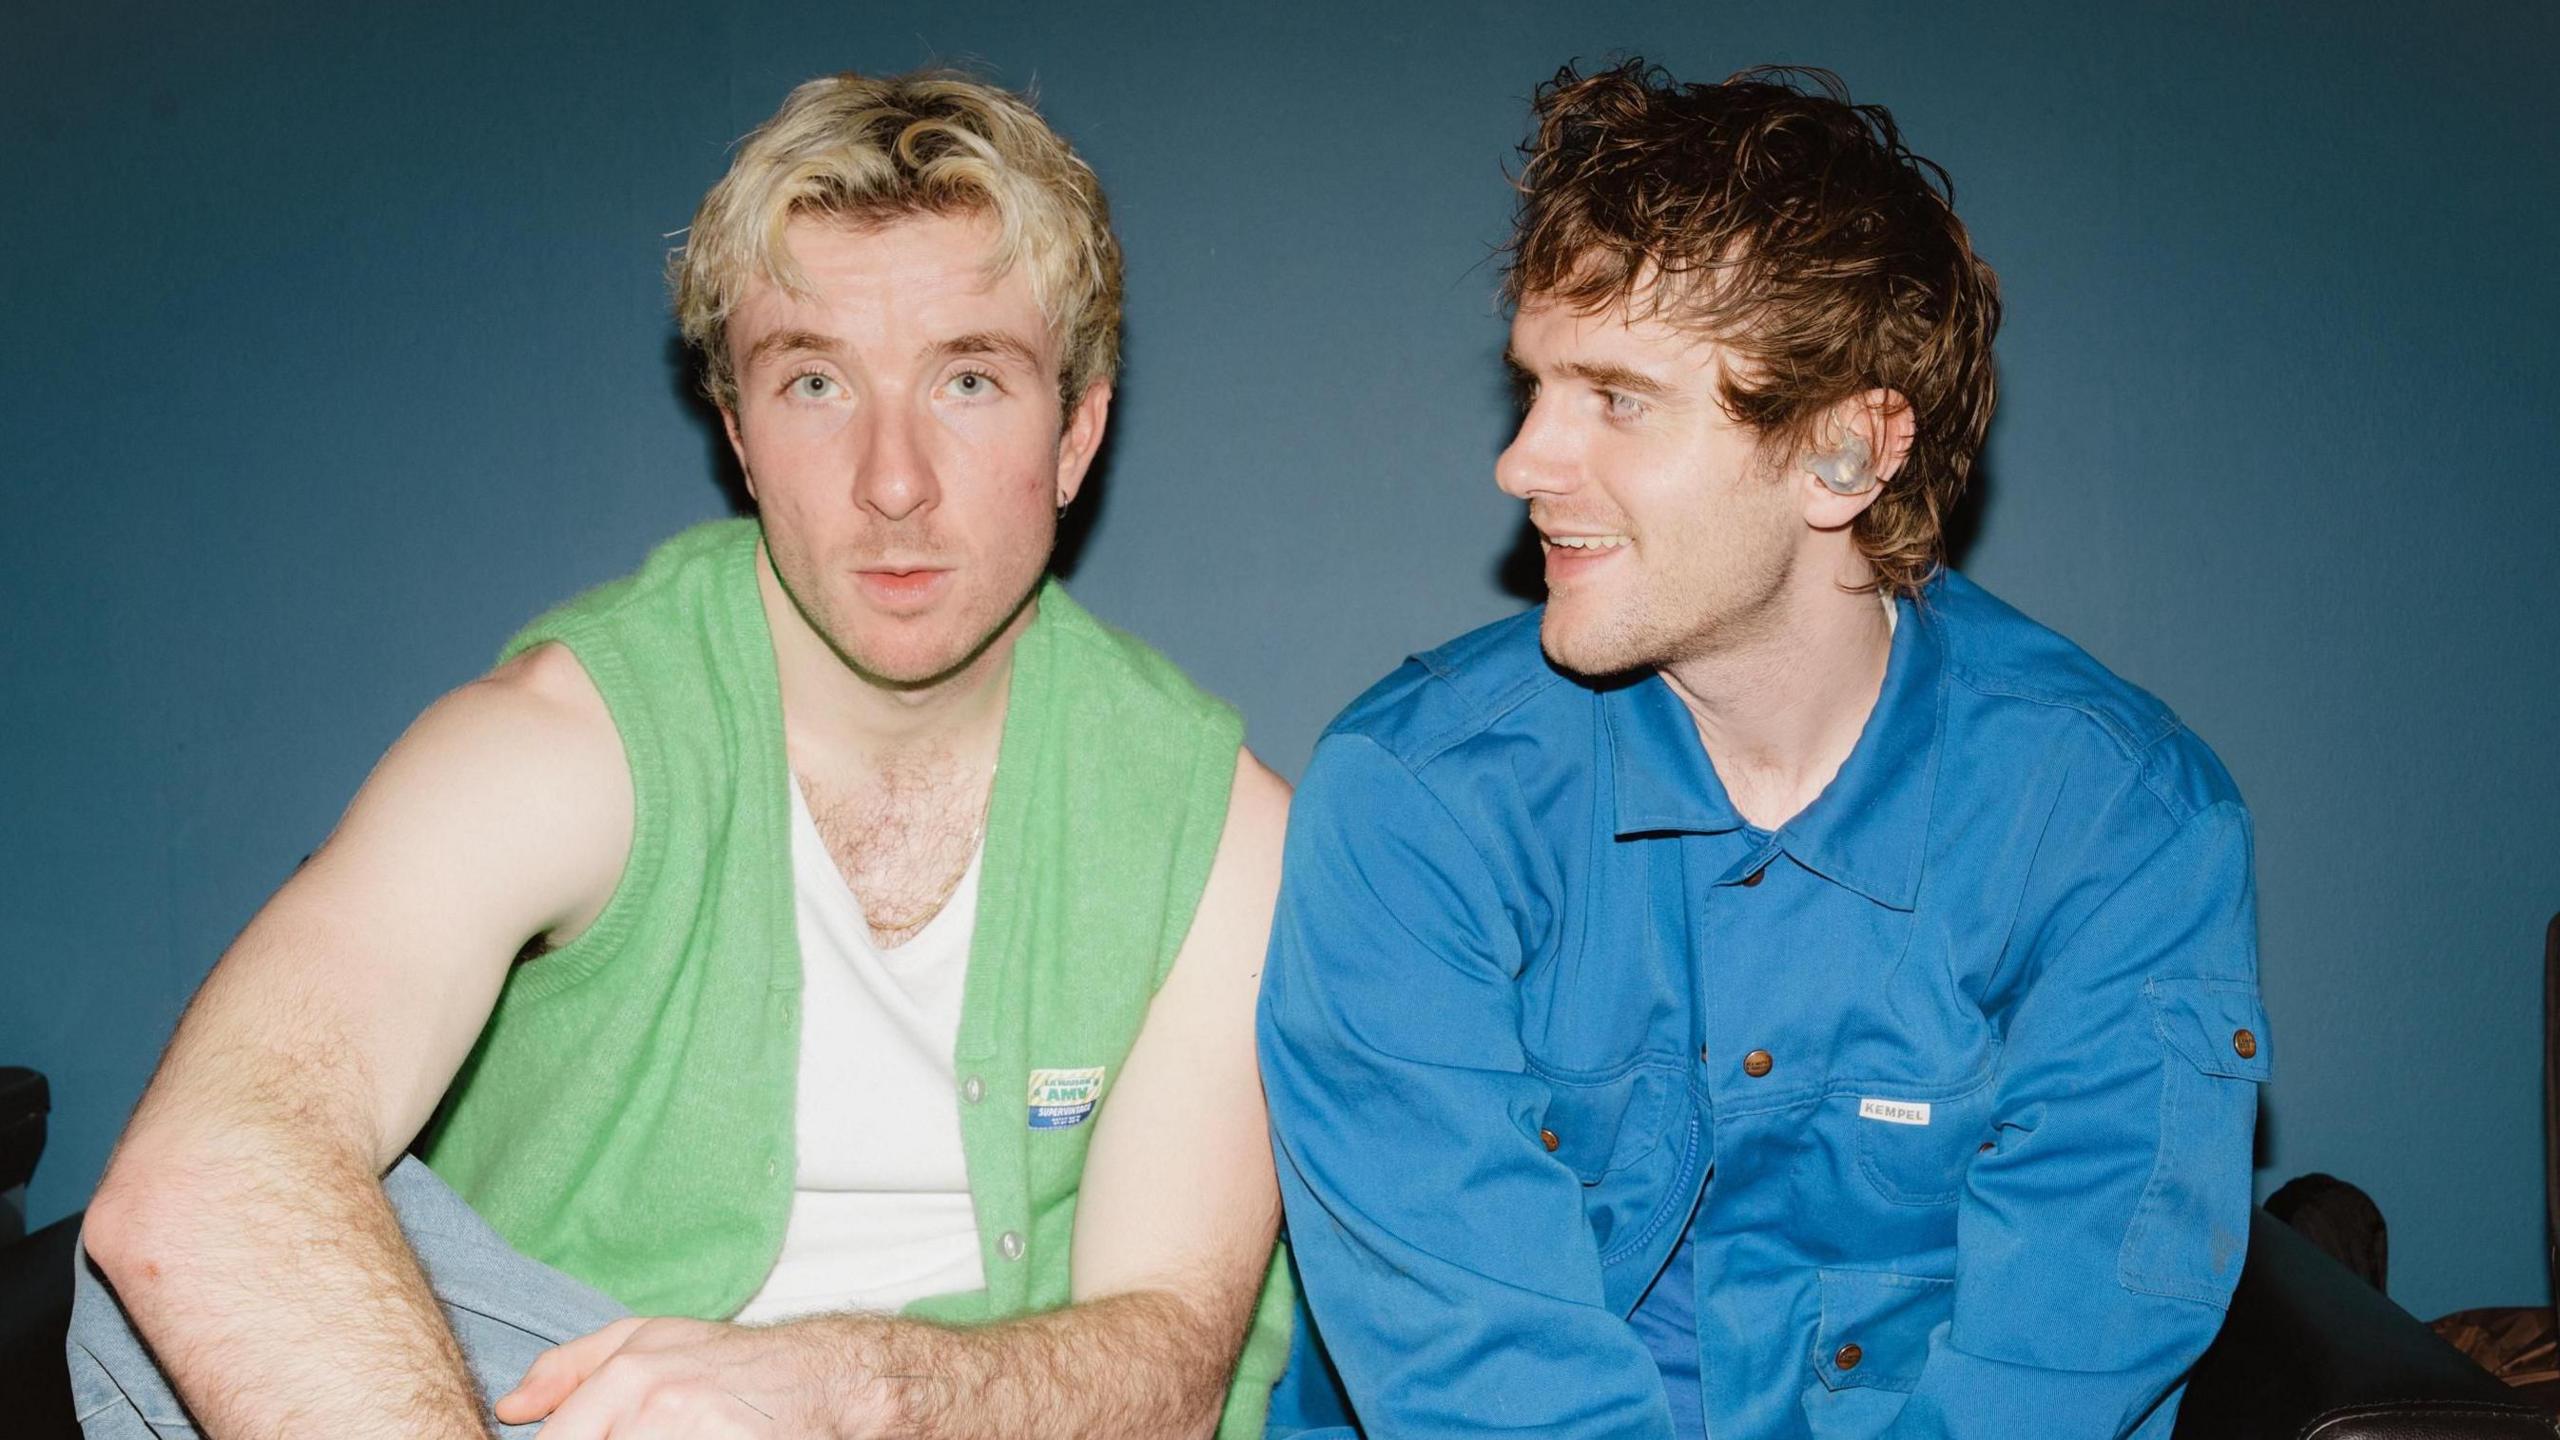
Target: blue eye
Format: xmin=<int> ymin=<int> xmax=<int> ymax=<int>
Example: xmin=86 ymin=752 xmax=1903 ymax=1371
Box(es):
xmin=788 ymin=373 xmax=837 ymax=400
xmin=1604 ymin=389 xmax=1646 ymax=421
xmin=946 ymin=369 xmax=999 ymax=399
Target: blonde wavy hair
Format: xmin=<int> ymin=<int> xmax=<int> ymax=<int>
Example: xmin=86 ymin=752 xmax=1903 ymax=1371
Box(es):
xmin=673 ymin=69 xmax=1123 ymax=413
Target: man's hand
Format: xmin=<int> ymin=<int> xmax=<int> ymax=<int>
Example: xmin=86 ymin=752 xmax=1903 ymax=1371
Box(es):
xmin=498 ymin=1315 xmax=882 ymax=1440
xmin=491 ymin=749 xmax=1292 ymax=1440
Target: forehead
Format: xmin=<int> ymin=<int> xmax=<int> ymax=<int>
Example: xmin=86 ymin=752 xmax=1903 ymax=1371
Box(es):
xmin=1510 ymin=293 xmax=1725 ymax=376
xmin=727 ymin=210 xmax=1052 ymax=357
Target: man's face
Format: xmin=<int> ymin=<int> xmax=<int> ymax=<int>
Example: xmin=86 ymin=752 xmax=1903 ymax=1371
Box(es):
xmin=722 ymin=210 xmax=1106 ymax=686
xmin=1497 ymin=296 xmax=1802 ymax=677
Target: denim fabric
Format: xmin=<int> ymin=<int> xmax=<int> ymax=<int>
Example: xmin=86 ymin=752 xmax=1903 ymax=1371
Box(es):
xmin=1259 ymin=572 xmax=2270 ymax=1440
xmin=66 ymin=1157 xmax=628 ymax=1438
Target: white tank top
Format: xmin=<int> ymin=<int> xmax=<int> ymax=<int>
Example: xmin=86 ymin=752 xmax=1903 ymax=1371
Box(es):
xmin=731 ymin=779 xmax=988 ymax=1323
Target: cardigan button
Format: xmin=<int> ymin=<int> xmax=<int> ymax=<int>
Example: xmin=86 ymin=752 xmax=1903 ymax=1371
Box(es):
xmin=997 ymin=1230 xmax=1027 ymax=1262
xmin=961 ymin=1075 xmax=986 ymax=1104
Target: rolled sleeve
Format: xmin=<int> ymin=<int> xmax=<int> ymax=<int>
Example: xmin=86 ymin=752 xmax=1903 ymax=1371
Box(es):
xmin=1890 ymin=798 xmax=2269 ymax=1438
xmin=1257 ymin=734 xmax=1674 ymax=1440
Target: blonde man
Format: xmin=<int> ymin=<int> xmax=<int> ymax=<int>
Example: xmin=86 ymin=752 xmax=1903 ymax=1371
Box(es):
xmin=72 ymin=71 xmax=1298 ymax=1440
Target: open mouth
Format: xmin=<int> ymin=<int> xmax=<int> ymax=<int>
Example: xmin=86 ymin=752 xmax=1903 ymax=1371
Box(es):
xmin=1540 ymin=534 xmax=1631 ymax=581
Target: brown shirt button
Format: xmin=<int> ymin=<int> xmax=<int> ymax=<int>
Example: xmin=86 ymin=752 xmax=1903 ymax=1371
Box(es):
xmin=1835 ymin=1343 xmax=1863 ymax=1371
xmin=1539 ymin=1128 xmax=1560 ymax=1152
xmin=1740 ymin=867 xmax=1767 ymax=887
xmin=1742 ymin=1049 xmax=1774 ymax=1078
xmin=2232 ymin=1029 xmax=2258 ymax=1060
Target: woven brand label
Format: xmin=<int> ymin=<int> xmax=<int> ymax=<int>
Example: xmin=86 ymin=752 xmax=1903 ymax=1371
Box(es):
xmin=1027 ymin=1067 xmax=1107 ymax=1130
xmin=1858 ymin=1097 xmax=1932 ymax=1126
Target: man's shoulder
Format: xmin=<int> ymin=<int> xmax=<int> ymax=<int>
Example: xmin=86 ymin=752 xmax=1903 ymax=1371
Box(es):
xmin=1033 ymin=581 xmax=1242 ymax=741
xmin=1932 ymin=571 xmax=2242 ymax=824
xmin=1322 ymin=607 xmax=1567 ymax=772
xmin=501 ymin=517 xmax=758 ymax=664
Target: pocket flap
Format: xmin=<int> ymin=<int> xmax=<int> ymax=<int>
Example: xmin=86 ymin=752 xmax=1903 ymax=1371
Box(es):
xmin=2147 ymin=977 xmax=2272 ymax=1081
xmin=1533 ymin=1063 xmax=1674 ymax=1185
xmin=1813 ymin=1268 xmax=1951 ymax=1392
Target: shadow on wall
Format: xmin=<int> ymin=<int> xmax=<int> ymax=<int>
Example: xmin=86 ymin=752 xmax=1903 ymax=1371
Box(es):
xmin=662 ymin=333 xmax=1114 ymax=583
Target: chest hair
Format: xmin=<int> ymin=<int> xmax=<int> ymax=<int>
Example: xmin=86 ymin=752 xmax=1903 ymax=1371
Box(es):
xmin=797 ymin=746 xmax=990 ymax=949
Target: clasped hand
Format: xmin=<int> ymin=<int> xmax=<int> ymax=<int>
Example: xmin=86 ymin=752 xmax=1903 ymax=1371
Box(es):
xmin=496 ymin=1314 xmax=869 ymax=1439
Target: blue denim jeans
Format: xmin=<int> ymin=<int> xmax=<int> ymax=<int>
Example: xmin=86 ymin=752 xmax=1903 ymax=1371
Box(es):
xmin=67 ymin=1157 xmax=629 ymax=1438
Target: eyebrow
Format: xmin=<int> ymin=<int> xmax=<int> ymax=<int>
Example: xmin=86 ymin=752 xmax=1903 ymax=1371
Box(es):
xmin=742 ymin=328 xmax=840 ymax=371
xmin=1503 ymin=347 xmax=1676 ymax=399
xmin=934 ymin=330 xmax=1045 ymax=371
xmin=739 ymin=327 xmax=1048 ymax=375
xmin=1567 ymin=360 xmax=1674 ymax=398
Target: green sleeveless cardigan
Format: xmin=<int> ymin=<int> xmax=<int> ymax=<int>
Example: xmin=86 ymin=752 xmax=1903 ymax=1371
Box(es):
xmin=420 ymin=520 xmax=1292 ymax=1436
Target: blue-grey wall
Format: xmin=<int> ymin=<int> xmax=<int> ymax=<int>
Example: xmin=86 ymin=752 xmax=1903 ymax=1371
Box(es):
xmin=6 ymin=3 xmax=2553 ymax=1321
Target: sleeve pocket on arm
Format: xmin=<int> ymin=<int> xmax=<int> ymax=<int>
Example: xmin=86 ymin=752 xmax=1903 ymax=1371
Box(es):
xmin=2118 ymin=977 xmax=2270 ymax=1307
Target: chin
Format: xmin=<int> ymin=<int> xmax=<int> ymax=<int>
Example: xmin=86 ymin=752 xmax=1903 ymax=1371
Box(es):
xmin=839 ymin=632 xmax=984 ymax=687
xmin=1538 ymin=607 xmax=1657 ymax=681
xmin=831 ymin=593 xmax=1036 ymax=689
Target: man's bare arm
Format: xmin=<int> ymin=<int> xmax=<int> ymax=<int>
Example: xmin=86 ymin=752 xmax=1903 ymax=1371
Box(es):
xmin=501 ymin=750 xmax=1289 ymax=1440
xmin=82 ymin=643 xmax=632 ymax=1439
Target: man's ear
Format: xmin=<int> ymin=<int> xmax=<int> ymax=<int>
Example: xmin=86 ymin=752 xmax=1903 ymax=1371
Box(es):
xmin=1857 ymin=388 xmax=1917 ymax=487
xmin=1800 ymin=389 xmax=1916 ymax=530
xmin=721 ymin=404 xmax=757 ymax=504
xmin=1052 ymin=381 xmax=1114 ymax=511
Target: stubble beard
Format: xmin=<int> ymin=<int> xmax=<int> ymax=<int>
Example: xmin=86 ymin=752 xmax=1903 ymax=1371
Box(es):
xmin=1542 ymin=527 xmax=1796 ymax=681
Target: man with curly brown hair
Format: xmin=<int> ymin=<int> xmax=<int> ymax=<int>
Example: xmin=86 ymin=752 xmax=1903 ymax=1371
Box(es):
xmin=1261 ymin=60 xmax=2269 ymax=1440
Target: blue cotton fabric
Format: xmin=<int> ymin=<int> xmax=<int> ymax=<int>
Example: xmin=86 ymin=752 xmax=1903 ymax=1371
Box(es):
xmin=1258 ymin=571 xmax=2270 ymax=1440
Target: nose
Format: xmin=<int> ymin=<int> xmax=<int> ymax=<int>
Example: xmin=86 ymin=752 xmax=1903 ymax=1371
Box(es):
xmin=1495 ymin=392 xmax=1574 ymax=502
xmin=852 ymin=401 xmax=939 ymax=521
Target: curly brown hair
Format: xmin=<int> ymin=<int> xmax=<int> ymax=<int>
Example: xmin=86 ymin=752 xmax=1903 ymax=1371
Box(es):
xmin=1504 ymin=60 xmax=2002 ymax=596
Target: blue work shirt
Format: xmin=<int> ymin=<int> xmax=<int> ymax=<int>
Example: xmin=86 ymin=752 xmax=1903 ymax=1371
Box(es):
xmin=1258 ymin=572 xmax=2270 ymax=1440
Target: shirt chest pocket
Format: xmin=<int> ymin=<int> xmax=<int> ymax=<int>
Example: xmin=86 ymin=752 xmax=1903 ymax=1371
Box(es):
xmin=1530 ymin=1058 xmax=1682 ymax=1185
xmin=1851 ymin=1073 xmax=1999 ymax=1207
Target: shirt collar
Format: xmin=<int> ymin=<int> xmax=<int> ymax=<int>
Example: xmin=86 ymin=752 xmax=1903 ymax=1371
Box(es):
xmin=1602 ymin=586 xmax=1947 ymax=910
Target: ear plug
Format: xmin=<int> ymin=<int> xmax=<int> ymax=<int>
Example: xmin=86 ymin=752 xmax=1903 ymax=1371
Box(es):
xmin=1807 ymin=433 xmax=1875 ymax=496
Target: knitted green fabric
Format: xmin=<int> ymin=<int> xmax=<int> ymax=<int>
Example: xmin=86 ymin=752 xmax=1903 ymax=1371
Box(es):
xmin=420 ymin=519 xmax=1291 ymax=1436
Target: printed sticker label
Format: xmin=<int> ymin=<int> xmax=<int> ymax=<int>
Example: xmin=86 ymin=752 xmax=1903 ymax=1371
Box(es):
xmin=1858 ymin=1097 xmax=1932 ymax=1126
xmin=1027 ymin=1067 xmax=1108 ymax=1130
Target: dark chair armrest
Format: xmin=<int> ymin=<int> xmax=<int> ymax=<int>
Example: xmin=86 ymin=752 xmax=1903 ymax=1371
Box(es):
xmin=0 ymin=1213 xmax=82 ymax=1440
xmin=0 ymin=1067 xmax=48 ymax=1212
xmin=2176 ymin=1208 xmax=2556 ymax=1439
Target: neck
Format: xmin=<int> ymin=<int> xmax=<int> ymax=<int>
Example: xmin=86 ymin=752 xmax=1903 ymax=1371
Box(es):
xmin=1659 ymin=555 xmax=1895 ymax=832
xmin=757 ymin=544 xmax=1024 ymax=779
